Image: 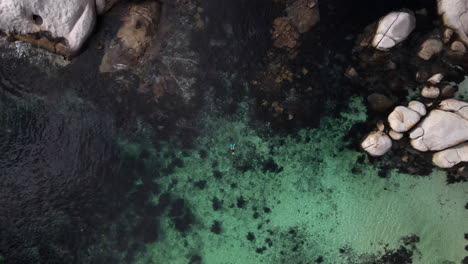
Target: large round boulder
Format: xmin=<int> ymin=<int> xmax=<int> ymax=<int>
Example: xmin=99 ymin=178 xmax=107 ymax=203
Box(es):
xmin=361 ymin=131 xmax=393 ymax=157
xmin=388 ymin=106 xmax=421 ymax=133
xmin=372 ymin=11 xmax=416 ymax=51
xmin=432 ymin=142 xmax=468 ymax=168
xmin=410 ymin=109 xmax=468 ymax=151
xmin=438 ymin=0 xmax=468 ymax=45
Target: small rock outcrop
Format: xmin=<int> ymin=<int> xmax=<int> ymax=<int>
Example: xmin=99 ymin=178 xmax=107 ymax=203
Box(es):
xmin=361 ymin=132 xmax=393 ymax=157
xmin=372 ymin=11 xmax=416 ymax=51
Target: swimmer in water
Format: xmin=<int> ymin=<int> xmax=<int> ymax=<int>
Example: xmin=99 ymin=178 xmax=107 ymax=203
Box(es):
xmin=229 ymin=143 xmax=236 ymax=155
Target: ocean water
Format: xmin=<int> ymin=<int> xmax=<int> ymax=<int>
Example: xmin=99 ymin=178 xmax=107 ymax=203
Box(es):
xmin=1 ymin=91 xmax=466 ymax=263
xmin=0 ymin=0 xmax=467 ymax=263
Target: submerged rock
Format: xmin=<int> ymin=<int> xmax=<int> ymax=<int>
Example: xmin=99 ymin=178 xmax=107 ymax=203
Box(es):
xmin=0 ymin=0 xmax=114 ymax=57
xmin=433 ymin=142 xmax=468 ymax=168
xmin=100 ymin=1 xmax=161 ymax=72
xmin=367 ymin=93 xmax=395 ymax=112
xmin=286 ymin=0 xmax=320 ymax=34
xmin=410 ymin=109 xmax=468 ymax=151
xmin=372 ymin=11 xmax=416 ymax=51
xmin=388 ymin=106 xmax=421 ymax=133
xmin=418 ymin=38 xmax=443 ymax=60
xmin=272 ymin=17 xmax=300 ymax=49
xmin=440 ymin=84 xmax=457 ymax=98
xmin=361 ymin=131 xmax=392 ymax=157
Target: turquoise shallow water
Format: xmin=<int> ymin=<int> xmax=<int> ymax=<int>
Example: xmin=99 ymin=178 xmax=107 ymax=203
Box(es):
xmin=117 ymin=97 xmax=468 ymax=263
xmin=0 ymin=77 xmax=467 ymax=263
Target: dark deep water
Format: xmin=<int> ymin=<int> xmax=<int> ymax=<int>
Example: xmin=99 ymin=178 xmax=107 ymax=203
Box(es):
xmin=1 ymin=0 xmax=467 ymax=263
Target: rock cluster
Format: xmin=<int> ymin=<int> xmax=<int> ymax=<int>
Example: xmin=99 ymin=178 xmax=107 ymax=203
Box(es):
xmin=353 ymin=5 xmax=468 ymax=170
xmin=362 ymin=74 xmax=468 ymax=168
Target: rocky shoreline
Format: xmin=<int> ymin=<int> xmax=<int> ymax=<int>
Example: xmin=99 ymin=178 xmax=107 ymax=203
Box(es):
xmin=0 ymin=0 xmax=467 ymax=263
xmin=355 ymin=1 xmax=468 ymax=177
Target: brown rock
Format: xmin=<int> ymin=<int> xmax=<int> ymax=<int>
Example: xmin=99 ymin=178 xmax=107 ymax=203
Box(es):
xmin=415 ymin=71 xmax=429 ymax=83
xmin=100 ymin=1 xmax=161 ymax=72
xmin=367 ymin=93 xmax=395 ymax=112
xmin=418 ymin=39 xmax=443 ymax=60
xmin=272 ymin=17 xmax=300 ymax=49
xmin=441 ymin=84 xmax=457 ymax=98
xmin=443 ymin=28 xmax=454 ymax=43
xmin=451 ymin=40 xmax=466 ymax=53
xmin=344 ymin=67 xmax=358 ymax=79
xmin=286 ymin=0 xmax=320 ymax=34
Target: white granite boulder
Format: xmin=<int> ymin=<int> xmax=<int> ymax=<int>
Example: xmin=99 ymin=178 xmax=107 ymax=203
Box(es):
xmin=421 ymin=86 xmax=440 ymax=98
xmin=410 ymin=109 xmax=468 ymax=151
xmin=389 ymin=129 xmax=404 ymax=140
xmin=0 ymin=0 xmax=115 ymax=56
xmin=408 ymin=101 xmax=426 ymax=116
xmin=361 ymin=131 xmax=392 ymax=156
xmin=439 ymin=99 xmax=468 ymax=120
xmin=432 ymin=142 xmax=468 ymax=168
xmin=427 ymin=73 xmax=443 ymax=84
xmin=372 ymin=11 xmax=416 ymax=51
xmin=388 ymin=106 xmax=421 ymax=132
xmin=438 ymin=0 xmax=468 ymax=45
